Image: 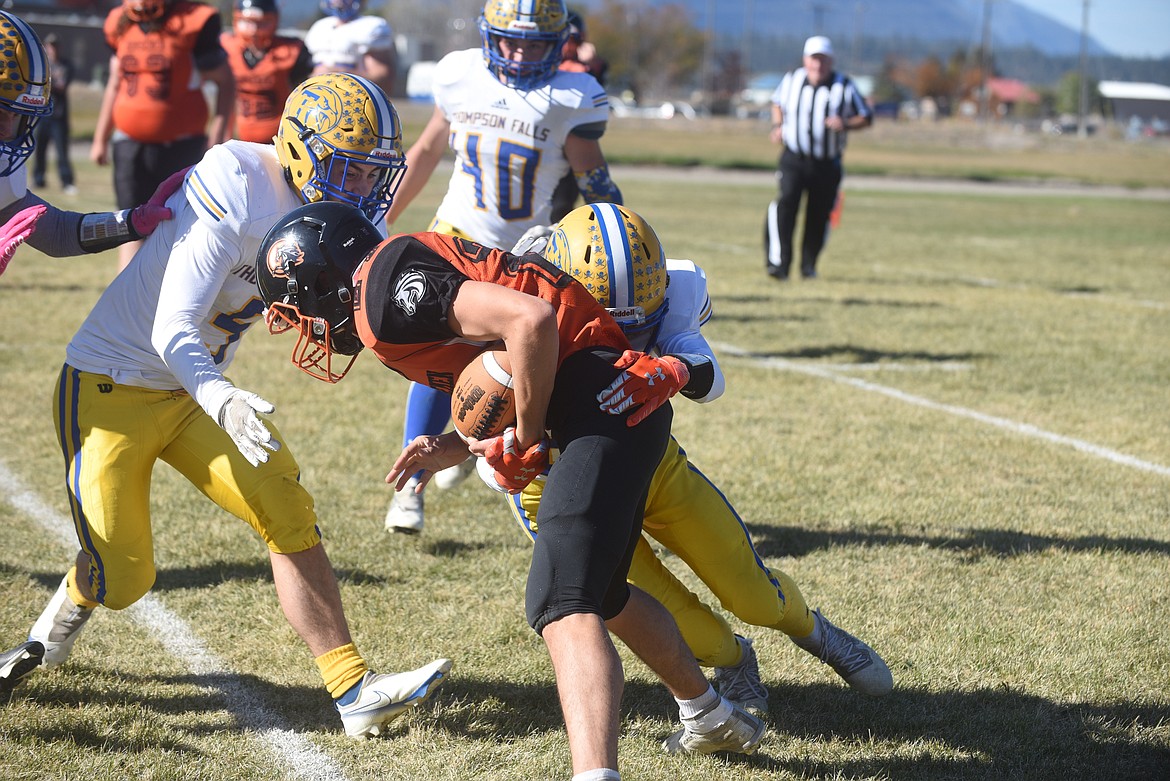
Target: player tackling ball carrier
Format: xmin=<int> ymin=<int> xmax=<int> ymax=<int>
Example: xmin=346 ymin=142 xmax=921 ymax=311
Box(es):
xmin=255 ymin=201 xmax=766 ymax=778
xmin=0 ymin=72 xmax=451 ymax=738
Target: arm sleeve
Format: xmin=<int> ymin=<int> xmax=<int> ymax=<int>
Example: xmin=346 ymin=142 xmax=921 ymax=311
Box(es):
xmin=150 ymin=216 xmax=241 ymax=422
xmin=655 ymin=265 xmax=725 ymax=403
xmin=0 ymin=192 xmax=86 ymax=257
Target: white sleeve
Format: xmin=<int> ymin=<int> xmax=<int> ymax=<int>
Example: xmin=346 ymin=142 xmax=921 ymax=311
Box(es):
xmin=655 ymin=262 xmax=725 ymax=403
xmin=150 ymin=216 xmax=241 ymax=424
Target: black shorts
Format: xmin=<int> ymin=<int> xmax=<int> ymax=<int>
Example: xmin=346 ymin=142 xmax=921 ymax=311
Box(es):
xmin=525 ymin=347 xmax=673 ymax=634
xmin=112 ymin=136 xmax=208 ymax=210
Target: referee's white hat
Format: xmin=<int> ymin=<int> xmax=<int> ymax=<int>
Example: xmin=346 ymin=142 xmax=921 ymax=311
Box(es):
xmin=803 ymin=35 xmax=834 ymax=58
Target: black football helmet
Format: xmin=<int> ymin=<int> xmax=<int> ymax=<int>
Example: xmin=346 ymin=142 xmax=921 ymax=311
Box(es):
xmin=256 ymin=202 xmax=383 ymax=383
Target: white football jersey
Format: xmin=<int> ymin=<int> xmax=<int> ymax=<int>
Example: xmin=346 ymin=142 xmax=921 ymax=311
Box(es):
xmin=0 ymin=165 xmax=28 ymax=210
xmin=431 ymin=48 xmax=610 ymax=250
xmin=65 ymin=142 xmax=306 ymax=421
xmin=654 ymin=258 xmax=724 ymax=403
xmin=305 ymin=15 xmax=394 ymax=69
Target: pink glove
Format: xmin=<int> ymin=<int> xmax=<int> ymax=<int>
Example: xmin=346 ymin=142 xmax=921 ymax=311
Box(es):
xmin=596 ymin=349 xmax=690 ymax=427
xmin=480 ymin=428 xmax=550 ymax=493
xmin=129 ymin=166 xmax=191 ymax=237
xmin=0 ymin=204 xmax=47 ymax=277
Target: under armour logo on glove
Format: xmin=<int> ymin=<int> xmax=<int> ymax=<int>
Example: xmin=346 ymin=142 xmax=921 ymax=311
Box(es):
xmin=597 ymin=350 xmax=690 ymax=427
xmin=481 ymin=428 xmax=549 ymax=493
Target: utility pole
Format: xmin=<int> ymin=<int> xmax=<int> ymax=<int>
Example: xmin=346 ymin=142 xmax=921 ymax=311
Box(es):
xmin=1077 ymin=0 xmax=1091 ymax=138
xmin=979 ymin=0 xmax=993 ymax=122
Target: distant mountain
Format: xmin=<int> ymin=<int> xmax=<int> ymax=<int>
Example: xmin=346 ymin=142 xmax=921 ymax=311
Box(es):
xmin=573 ymin=0 xmax=1109 ymax=58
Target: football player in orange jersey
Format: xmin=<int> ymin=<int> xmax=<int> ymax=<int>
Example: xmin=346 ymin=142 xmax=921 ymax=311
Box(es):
xmin=257 ymin=201 xmax=766 ymax=777
xmin=0 ymin=10 xmax=181 ymax=275
xmin=91 ymin=0 xmax=236 ymax=271
xmin=222 ymin=0 xmax=313 ymax=144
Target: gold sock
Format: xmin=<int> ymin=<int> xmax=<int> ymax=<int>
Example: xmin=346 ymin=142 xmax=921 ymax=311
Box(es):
xmin=315 ymin=643 xmax=368 ymax=699
xmin=65 ymin=565 xmax=100 ymax=610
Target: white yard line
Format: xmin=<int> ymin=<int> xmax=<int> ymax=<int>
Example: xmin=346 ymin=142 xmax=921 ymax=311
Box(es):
xmin=714 ymin=342 xmax=1170 ymax=478
xmin=0 ymin=460 xmax=350 ymax=781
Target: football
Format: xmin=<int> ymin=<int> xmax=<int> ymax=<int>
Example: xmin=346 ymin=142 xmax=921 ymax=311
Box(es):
xmin=451 ymin=350 xmax=516 ymax=441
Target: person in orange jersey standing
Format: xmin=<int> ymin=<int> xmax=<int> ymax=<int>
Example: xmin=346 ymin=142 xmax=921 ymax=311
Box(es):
xmin=91 ymin=0 xmax=236 ymax=272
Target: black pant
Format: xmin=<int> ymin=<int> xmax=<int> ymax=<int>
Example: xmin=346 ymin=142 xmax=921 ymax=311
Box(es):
xmin=32 ymin=114 xmax=74 ymax=188
xmin=525 ymin=347 xmax=672 ymax=634
xmin=765 ymin=148 xmax=842 ymax=278
xmin=112 ymin=136 xmax=207 ymax=209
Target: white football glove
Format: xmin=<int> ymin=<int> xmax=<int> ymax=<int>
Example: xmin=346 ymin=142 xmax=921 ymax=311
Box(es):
xmin=510 ymin=223 xmax=555 ymax=257
xmin=217 ymin=391 xmax=281 ymax=467
xmin=475 ymin=456 xmax=510 ymax=494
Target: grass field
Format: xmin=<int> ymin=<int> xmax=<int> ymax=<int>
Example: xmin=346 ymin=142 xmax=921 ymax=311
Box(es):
xmin=1 ymin=143 xmax=1168 ymax=780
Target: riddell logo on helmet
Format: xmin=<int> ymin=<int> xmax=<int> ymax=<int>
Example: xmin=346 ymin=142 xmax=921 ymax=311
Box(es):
xmin=19 ymin=95 xmax=47 ymax=107
xmin=505 ymin=21 xmax=539 ymax=32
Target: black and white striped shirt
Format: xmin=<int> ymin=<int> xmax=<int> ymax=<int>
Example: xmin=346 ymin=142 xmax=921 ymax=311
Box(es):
xmin=771 ymin=67 xmax=871 ymax=160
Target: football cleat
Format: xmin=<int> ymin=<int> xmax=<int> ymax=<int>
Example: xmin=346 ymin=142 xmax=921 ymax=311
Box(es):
xmin=662 ymin=700 xmax=766 ymax=756
xmin=0 ymin=640 xmax=44 ymax=702
xmin=29 ymin=575 xmax=95 ymax=668
xmin=336 ymin=659 xmax=452 ymax=739
xmin=385 ymin=477 xmax=425 ymax=534
xmin=714 ymin=635 xmax=768 ymax=716
xmin=433 ymin=457 xmax=476 ymax=491
xmin=792 ymin=609 xmax=893 ymax=697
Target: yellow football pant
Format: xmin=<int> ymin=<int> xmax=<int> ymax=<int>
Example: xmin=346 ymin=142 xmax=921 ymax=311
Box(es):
xmin=54 ymin=366 xmax=321 ymax=610
xmin=508 ymin=436 xmax=813 ymax=667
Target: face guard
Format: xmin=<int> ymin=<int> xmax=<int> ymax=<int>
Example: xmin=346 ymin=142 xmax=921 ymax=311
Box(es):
xmin=264 ymin=302 xmax=360 ymax=384
xmin=546 ymin=203 xmax=670 ymax=352
xmin=0 ymin=11 xmax=53 ymax=177
xmin=479 ymin=0 xmax=569 ymax=90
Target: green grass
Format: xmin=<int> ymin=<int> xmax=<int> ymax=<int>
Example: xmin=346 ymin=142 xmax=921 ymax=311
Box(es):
xmin=1 ymin=149 xmax=1168 ymax=780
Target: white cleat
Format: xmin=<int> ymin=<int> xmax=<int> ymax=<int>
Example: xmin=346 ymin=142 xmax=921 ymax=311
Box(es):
xmin=662 ymin=700 xmax=766 ymax=755
xmin=385 ymin=478 xmax=424 ymax=534
xmin=1 ymin=640 xmax=44 ymax=701
xmin=793 ymin=609 xmax=893 ymax=697
xmin=29 ymin=576 xmax=95 ymax=668
xmin=336 ymin=659 xmax=453 ymax=739
xmin=714 ymin=635 xmax=768 ymax=716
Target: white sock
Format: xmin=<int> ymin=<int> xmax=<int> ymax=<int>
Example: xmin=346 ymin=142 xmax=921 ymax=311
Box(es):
xmin=675 ymin=684 xmax=733 ymax=731
xmin=571 ymin=770 xmax=620 ymax=781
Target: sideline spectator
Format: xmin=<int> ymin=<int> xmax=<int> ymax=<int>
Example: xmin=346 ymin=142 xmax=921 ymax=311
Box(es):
xmin=31 ymin=33 xmax=76 ymax=196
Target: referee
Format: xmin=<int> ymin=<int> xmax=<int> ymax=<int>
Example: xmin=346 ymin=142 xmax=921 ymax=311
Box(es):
xmin=765 ymin=36 xmax=871 ymax=280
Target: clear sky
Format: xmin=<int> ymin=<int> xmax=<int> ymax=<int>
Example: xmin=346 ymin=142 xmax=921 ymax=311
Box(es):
xmin=1010 ymin=0 xmax=1170 ymax=59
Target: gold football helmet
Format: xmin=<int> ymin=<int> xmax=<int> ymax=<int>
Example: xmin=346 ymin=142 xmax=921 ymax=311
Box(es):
xmin=545 ymin=203 xmax=669 ymax=349
xmin=0 ymin=11 xmax=53 ymax=177
xmin=275 ymin=73 xmax=406 ymax=222
xmin=479 ymin=0 xmax=569 ymax=89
